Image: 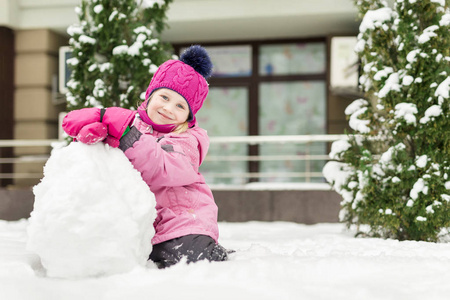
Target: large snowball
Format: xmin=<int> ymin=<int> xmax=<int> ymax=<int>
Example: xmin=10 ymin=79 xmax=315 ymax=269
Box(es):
xmin=27 ymin=142 xmax=156 ymax=278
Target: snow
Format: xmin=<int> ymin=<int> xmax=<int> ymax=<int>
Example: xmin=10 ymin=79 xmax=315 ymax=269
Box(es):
xmin=139 ymin=0 xmax=166 ymax=9
xmin=440 ymin=13 xmax=450 ymax=26
xmin=27 ymin=143 xmax=156 ymax=278
xmin=373 ymin=67 xmax=393 ymax=81
xmin=415 ymin=155 xmax=428 ymax=168
xmin=410 ymin=178 xmax=428 ymax=200
xmin=420 ymin=105 xmax=443 ymax=124
xmin=93 ymin=4 xmax=103 ymax=14
xmin=67 ymin=24 xmax=83 ymax=36
xmin=79 ymin=35 xmax=96 ymax=45
xmin=418 ymin=25 xmax=439 ymax=44
xmin=378 ymin=72 xmax=401 ymax=98
xmin=402 ymin=75 xmax=414 ymax=86
xmin=345 ymin=99 xmax=371 ymax=133
xmin=431 ymin=0 xmax=445 ymax=6
xmin=329 ymin=140 xmax=351 ymax=160
xmin=112 ymin=45 xmax=129 ymax=55
xmin=435 ymin=76 xmax=450 ymax=99
xmin=2 ymin=219 xmax=450 ymax=300
xmin=394 ymin=103 xmax=417 ymax=125
xmin=359 ymin=8 xmax=393 ymax=33
xmin=407 ymin=49 xmax=421 ymax=63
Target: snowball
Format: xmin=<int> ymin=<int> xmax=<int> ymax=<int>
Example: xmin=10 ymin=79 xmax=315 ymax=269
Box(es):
xmin=27 ymin=143 xmax=156 ymax=278
xmin=419 ymin=105 xmax=442 ymax=124
xmin=394 ymin=103 xmax=417 ymax=125
xmin=446 ymin=181 xmax=450 ymax=190
xmin=416 ymin=216 xmax=427 ymax=222
xmin=392 ymin=177 xmax=401 ymax=183
xmin=360 ymin=8 xmax=393 ymax=33
xmin=442 ymin=194 xmax=450 ymax=202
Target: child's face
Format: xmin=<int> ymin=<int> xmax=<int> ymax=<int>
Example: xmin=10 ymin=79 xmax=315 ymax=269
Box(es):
xmin=146 ymin=88 xmax=190 ymax=125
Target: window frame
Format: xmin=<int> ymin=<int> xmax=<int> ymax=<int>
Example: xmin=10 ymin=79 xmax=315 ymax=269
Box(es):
xmin=173 ymin=37 xmax=328 ymax=181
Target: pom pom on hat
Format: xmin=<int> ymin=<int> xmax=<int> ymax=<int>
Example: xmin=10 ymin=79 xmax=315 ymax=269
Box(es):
xmin=180 ymin=45 xmax=213 ymax=79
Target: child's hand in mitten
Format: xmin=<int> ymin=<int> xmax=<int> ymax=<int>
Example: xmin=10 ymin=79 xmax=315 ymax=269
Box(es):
xmin=76 ymin=122 xmax=108 ymax=145
xmin=62 ymin=107 xmax=135 ymax=148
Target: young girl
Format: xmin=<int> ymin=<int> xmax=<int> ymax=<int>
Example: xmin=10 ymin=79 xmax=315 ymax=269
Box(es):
xmin=62 ymin=45 xmax=229 ymax=268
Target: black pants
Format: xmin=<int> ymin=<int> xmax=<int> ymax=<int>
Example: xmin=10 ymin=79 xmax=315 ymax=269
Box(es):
xmin=149 ymin=234 xmax=229 ymax=268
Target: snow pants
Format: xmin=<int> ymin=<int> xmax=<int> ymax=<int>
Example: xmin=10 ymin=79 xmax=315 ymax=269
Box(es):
xmin=149 ymin=234 xmax=229 ymax=268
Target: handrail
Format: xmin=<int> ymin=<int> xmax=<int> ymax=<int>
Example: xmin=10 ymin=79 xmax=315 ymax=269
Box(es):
xmin=209 ymin=134 xmax=347 ymax=144
xmin=0 ymin=139 xmax=60 ymax=147
xmin=0 ymin=135 xmax=346 ymax=182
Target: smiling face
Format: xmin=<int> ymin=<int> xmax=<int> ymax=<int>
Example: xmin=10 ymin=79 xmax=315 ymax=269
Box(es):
xmin=146 ymin=88 xmax=190 ymax=125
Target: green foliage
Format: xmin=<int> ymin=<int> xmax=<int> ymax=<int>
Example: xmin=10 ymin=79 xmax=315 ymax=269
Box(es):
xmin=325 ymin=0 xmax=450 ymax=242
xmin=66 ymin=0 xmax=173 ymax=110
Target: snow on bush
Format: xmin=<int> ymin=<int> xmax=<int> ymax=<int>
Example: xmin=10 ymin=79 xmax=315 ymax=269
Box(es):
xmin=27 ymin=143 xmax=156 ymax=278
xmin=323 ymin=0 xmax=450 ymax=242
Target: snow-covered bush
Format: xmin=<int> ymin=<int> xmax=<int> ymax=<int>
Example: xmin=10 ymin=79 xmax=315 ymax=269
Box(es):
xmin=66 ymin=0 xmax=173 ymax=110
xmin=323 ymin=0 xmax=450 ymax=242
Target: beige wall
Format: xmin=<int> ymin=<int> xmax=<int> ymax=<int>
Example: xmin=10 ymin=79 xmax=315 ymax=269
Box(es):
xmin=13 ymin=29 xmax=67 ymax=186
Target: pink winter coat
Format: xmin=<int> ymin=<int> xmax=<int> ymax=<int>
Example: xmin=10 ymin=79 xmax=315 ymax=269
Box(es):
xmin=126 ymin=115 xmax=219 ymax=245
xmin=62 ymin=108 xmax=219 ymax=245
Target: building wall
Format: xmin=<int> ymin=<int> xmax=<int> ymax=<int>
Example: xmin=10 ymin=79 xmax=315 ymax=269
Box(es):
xmin=13 ymin=29 xmax=67 ymax=186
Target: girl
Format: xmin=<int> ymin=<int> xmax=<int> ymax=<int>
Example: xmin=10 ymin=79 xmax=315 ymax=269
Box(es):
xmin=62 ymin=45 xmax=229 ymax=268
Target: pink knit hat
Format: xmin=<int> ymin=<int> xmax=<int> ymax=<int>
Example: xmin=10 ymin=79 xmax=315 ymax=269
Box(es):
xmin=145 ymin=45 xmax=213 ymax=126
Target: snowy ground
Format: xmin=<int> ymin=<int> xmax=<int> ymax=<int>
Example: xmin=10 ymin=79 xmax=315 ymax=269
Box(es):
xmin=1 ymin=220 xmax=450 ymax=300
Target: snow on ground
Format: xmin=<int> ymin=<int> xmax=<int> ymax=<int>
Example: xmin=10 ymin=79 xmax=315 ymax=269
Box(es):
xmin=1 ymin=219 xmax=450 ymax=300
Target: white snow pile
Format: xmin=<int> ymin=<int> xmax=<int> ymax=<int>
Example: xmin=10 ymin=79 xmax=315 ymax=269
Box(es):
xmin=27 ymin=142 xmax=156 ymax=278
xmin=345 ymin=99 xmax=371 ymax=133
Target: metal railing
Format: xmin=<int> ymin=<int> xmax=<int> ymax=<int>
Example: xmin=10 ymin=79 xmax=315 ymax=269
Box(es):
xmin=0 ymin=135 xmax=347 ymax=182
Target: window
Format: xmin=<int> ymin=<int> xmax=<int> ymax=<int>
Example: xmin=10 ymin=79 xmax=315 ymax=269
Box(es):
xmin=174 ymin=38 xmax=327 ymax=184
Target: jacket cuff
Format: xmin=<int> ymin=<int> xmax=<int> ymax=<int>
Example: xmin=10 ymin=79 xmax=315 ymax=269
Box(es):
xmin=119 ymin=127 xmax=142 ymax=152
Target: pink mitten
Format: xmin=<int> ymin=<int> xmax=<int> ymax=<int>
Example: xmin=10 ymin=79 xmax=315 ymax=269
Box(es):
xmin=76 ymin=122 xmax=108 ymax=145
xmin=104 ymin=135 xmax=120 ymax=148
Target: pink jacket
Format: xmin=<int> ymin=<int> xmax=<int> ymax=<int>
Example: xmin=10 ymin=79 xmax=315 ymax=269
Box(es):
xmin=126 ymin=115 xmax=219 ymax=245
xmin=62 ymin=108 xmax=219 ymax=245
